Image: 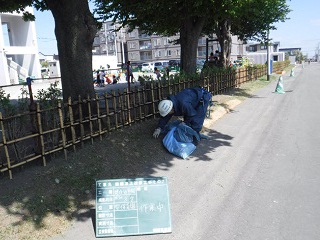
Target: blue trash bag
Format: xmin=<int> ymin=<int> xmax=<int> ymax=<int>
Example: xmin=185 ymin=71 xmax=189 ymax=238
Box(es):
xmin=162 ymin=122 xmax=200 ymax=159
xmin=163 ymin=120 xmax=182 ymax=133
xmin=174 ymin=123 xmax=200 ymax=143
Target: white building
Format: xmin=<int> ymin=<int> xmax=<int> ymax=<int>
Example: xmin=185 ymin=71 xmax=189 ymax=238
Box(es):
xmin=245 ymin=42 xmax=285 ymax=64
xmin=39 ymin=52 xmax=61 ymax=78
xmin=0 ymin=7 xmax=41 ymax=85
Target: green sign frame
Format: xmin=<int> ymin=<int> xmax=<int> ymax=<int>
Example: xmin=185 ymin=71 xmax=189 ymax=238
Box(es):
xmin=95 ymin=177 xmax=172 ymax=238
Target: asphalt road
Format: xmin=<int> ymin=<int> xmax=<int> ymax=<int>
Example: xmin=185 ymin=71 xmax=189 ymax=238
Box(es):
xmin=52 ymin=63 xmax=320 ymax=240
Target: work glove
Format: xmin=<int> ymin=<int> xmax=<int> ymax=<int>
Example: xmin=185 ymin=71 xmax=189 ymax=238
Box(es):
xmin=153 ymin=128 xmax=161 ymax=138
xmin=199 ymin=133 xmax=209 ymax=140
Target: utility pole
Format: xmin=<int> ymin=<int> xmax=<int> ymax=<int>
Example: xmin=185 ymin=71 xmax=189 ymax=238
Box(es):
xmin=316 ymin=43 xmax=320 ymax=62
xmin=267 ymin=31 xmax=271 ymax=81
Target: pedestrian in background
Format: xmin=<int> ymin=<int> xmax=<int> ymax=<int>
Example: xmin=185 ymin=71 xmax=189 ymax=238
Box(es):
xmin=126 ymin=61 xmax=134 ymax=83
xmin=165 ymin=66 xmax=170 ymax=79
xmin=154 ymin=67 xmax=161 ymax=80
xmin=96 ymin=70 xmax=101 ymax=87
xmin=99 ymin=70 xmax=105 ymax=87
xmin=209 ymin=52 xmax=214 ymax=62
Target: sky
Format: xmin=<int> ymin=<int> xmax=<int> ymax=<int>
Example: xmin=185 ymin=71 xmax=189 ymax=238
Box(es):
xmin=34 ymin=0 xmax=320 ymax=57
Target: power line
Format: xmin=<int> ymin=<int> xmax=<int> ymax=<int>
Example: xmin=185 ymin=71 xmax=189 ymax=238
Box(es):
xmin=37 ymin=37 xmax=56 ymax=41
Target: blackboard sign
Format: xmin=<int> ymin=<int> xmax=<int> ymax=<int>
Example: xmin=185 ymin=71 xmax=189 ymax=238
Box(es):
xmin=95 ymin=177 xmax=172 ymax=238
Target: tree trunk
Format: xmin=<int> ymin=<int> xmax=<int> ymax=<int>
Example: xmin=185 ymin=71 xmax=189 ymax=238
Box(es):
xmin=180 ymin=17 xmax=205 ymax=74
xmin=46 ymin=0 xmax=97 ymax=102
xmin=216 ymin=19 xmax=232 ymax=68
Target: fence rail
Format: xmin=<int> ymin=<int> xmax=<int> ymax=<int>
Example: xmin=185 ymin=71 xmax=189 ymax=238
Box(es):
xmin=0 ymin=62 xmax=289 ymax=179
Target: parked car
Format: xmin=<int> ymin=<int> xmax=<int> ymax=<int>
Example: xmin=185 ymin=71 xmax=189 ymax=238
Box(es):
xmin=168 ymin=59 xmax=181 ymax=72
xmin=154 ymin=61 xmax=169 ymax=71
xmin=130 ymin=62 xmax=143 ymax=72
xmin=141 ymin=62 xmax=154 ymax=72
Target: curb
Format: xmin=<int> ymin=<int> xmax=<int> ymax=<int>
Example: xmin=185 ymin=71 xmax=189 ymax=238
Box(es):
xmin=203 ymin=99 xmax=242 ymax=130
xmin=202 ymin=64 xmax=295 ymax=131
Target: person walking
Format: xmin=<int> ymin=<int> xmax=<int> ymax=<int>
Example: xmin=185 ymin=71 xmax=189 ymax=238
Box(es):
xmin=153 ymin=87 xmax=212 ymax=141
xmin=96 ymin=70 xmax=101 ymax=87
xmin=99 ymin=70 xmax=105 ymax=87
xmin=209 ymin=52 xmax=215 ymax=62
xmin=154 ymin=67 xmax=161 ymax=80
xmin=126 ymin=61 xmax=134 ymax=83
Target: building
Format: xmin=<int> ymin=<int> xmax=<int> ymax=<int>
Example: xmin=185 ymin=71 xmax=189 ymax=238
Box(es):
xmin=38 ymin=53 xmax=60 ymax=78
xmin=93 ymin=21 xmax=246 ymax=66
xmin=245 ymin=41 xmax=285 ymax=64
xmin=278 ymin=47 xmax=302 ymax=56
xmin=92 ymin=21 xmax=119 ymax=70
xmin=0 ymin=7 xmax=41 ymax=85
xmin=124 ymin=29 xmax=245 ymax=64
xmin=278 ymin=47 xmax=302 ymax=64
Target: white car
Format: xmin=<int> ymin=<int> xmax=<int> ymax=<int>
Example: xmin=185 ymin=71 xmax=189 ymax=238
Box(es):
xmin=141 ymin=62 xmax=154 ymax=72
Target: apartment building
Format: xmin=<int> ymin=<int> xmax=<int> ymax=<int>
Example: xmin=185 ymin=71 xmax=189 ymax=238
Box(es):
xmin=93 ymin=21 xmax=246 ymax=66
xmin=125 ymin=29 xmax=245 ymax=64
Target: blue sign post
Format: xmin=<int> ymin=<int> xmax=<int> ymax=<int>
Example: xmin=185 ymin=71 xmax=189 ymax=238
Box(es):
xmin=96 ymin=177 xmax=172 ymax=238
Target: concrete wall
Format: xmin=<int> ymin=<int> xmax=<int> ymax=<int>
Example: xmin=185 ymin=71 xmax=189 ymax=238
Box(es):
xmin=92 ymin=55 xmax=118 ymax=70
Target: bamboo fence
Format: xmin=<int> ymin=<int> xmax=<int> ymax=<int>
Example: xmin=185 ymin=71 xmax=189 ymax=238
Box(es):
xmin=0 ymin=62 xmax=289 ymax=179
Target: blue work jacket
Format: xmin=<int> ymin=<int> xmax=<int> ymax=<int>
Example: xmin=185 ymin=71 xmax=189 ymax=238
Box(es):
xmin=158 ymin=87 xmax=211 ymax=132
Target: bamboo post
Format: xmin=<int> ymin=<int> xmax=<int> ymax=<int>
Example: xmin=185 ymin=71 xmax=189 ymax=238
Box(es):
xmin=212 ymin=75 xmax=215 ymax=95
xmin=87 ymin=95 xmax=94 ymax=145
xmin=68 ymin=97 xmax=76 ymax=152
xmin=95 ymin=94 xmax=103 ymax=140
xmin=118 ymin=89 xmax=125 ymax=127
xmin=137 ymin=88 xmax=142 ymax=121
xmin=150 ymin=82 xmax=156 ymax=119
xmin=157 ymin=80 xmax=162 ymax=101
xmin=132 ymin=87 xmax=137 ymax=123
xmin=57 ymin=101 xmax=67 ymax=160
xmin=27 ymin=77 xmax=36 ymax=112
xmin=222 ymin=72 xmax=225 ymax=93
xmin=221 ymin=72 xmax=224 ymax=93
xmin=78 ymin=95 xmax=85 ymax=148
xmin=36 ymin=103 xmax=46 ymax=167
xmin=217 ymin=72 xmax=220 ymax=94
xmin=0 ymin=112 xmax=13 ymax=179
xmin=104 ymin=93 xmax=111 ymax=133
xmin=125 ymin=89 xmax=132 ymax=125
xmin=143 ymin=87 xmax=147 ymax=119
xmin=123 ymin=89 xmax=128 ymax=125
xmin=225 ymin=71 xmax=229 ymax=90
xmin=111 ymin=90 xmax=118 ymax=129
xmin=219 ymin=72 xmax=222 ymax=93
xmin=202 ymin=76 xmax=206 ymax=90
xmin=168 ymin=78 xmax=172 ymax=95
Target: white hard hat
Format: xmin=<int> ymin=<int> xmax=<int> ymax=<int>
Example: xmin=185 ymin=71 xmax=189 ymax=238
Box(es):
xmin=158 ymin=100 xmax=173 ymax=117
